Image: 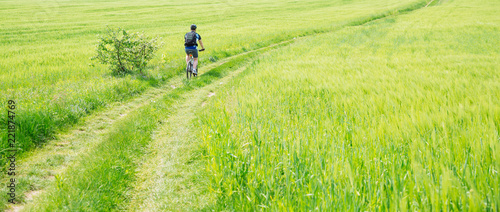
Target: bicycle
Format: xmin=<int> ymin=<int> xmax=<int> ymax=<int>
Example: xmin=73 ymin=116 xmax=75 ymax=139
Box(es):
xmin=186 ymin=48 xmax=204 ymax=79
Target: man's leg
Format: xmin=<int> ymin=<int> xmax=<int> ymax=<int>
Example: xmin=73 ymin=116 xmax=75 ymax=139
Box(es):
xmin=193 ymin=58 xmax=198 ymax=73
xmin=186 ymin=55 xmax=190 ymax=64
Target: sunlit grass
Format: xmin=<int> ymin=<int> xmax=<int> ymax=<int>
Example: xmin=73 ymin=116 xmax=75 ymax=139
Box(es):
xmin=2 ymin=0 xmax=497 ymax=210
xmin=0 ymin=0 xmax=426 ymax=165
xmin=198 ymin=0 xmax=500 ymax=210
xmin=17 ymin=37 xmax=273 ymax=211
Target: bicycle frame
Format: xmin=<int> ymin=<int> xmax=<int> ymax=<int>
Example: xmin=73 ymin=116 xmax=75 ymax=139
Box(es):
xmin=186 ymin=49 xmax=203 ymax=79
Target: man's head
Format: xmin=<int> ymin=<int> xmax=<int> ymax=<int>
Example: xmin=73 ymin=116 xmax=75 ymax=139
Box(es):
xmin=190 ymin=24 xmax=197 ymax=31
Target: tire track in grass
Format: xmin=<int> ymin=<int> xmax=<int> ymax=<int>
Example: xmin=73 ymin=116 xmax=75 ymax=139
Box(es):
xmin=3 ymin=38 xmax=296 ymax=210
xmin=3 ymin=84 xmax=175 ymax=212
xmin=14 ymin=40 xmax=292 ymax=212
xmin=126 ymin=56 xmax=259 ymax=211
xmin=2 ymin=32 xmax=296 ymax=212
xmin=1 ymin=39 xmax=293 ymax=212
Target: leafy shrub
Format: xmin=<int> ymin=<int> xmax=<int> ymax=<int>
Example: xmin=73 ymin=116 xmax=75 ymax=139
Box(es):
xmin=92 ymin=27 xmax=162 ymax=75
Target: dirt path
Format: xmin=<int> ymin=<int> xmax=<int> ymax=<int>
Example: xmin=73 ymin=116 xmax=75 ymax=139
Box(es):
xmin=4 ymin=84 xmax=174 ymax=212
xmin=127 ymin=60 xmax=252 ymax=211
xmin=125 ymin=39 xmax=294 ymax=210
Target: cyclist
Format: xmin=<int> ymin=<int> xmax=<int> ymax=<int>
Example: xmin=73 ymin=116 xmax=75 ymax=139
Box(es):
xmin=185 ymin=24 xmax=205 ymax=76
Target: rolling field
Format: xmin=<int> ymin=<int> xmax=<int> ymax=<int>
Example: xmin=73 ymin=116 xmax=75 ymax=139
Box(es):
xmin=0 ymin=0 xmax=426 ymax=164
xmin=1 ymin=0 xmax=499 ymax=211
xmin=199 ymin=0 xmax=500 ymax=210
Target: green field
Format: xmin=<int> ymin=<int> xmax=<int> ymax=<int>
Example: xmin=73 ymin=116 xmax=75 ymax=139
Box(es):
xmin=1 ymin=0 xmax=499 ymax=211
xmin=0 ymin=0 xmax=425 ymax=162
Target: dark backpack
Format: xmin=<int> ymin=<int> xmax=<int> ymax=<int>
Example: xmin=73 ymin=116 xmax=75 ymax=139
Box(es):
xmin=185 ymin=31 xmax=197 ymax=46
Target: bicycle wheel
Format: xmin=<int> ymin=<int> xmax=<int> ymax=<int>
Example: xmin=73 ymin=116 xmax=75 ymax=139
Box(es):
xmin=186 ymin=62 xmax=192 ymax=79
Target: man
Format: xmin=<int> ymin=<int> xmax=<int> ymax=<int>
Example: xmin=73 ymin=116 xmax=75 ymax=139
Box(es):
xmin=185 ymin=24 xmax=205 ymax=76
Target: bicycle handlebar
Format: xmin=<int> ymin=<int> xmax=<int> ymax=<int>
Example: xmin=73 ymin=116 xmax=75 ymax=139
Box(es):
xmin=199 ymin=48 xmax=205 ymax=52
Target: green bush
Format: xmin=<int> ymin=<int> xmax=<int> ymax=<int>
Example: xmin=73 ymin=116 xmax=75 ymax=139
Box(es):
xmin=92 ymin=27 xmax=162 ymax=75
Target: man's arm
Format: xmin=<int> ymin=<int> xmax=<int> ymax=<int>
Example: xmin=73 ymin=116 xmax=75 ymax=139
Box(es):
xmin=199 ymin=39 xmax=205 ymax=49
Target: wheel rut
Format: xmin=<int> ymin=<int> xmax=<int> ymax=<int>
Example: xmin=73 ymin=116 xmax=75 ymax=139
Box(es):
xmin=3 ymin=36 xmax=293 ymax=212
xmin=127 ymin=56 xmax=254 ymax=211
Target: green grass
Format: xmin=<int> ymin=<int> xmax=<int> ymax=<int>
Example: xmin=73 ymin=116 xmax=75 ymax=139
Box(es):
xmin=1 ymin=0 xmax=498 ymax=211
xmin=198 ymin=0 xmax=500 ymax=210
xmin=22 ymin=93 xmax=172 ymax=211
xmin=17 ymin=39 xmax=283 ymax=211
xmin=0 ymin=0 xmax=427 ymax=166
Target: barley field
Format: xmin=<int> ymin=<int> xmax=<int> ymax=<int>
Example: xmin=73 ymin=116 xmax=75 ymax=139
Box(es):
xmin=199 ymin=0 xmax=500 ymax=210
xmin=1 ymin=0 xmax=499 ymax=211
xmin=0 ymin=0 xmax=424 ymax=162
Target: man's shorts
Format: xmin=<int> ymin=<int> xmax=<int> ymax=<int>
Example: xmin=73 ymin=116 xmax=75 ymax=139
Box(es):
xmin=185 ymin=49 xmax=198 ymax=58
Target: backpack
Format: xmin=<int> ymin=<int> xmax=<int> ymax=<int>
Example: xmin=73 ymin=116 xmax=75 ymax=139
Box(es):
xmin=185 ymin=31 xmax=197 ymax=46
